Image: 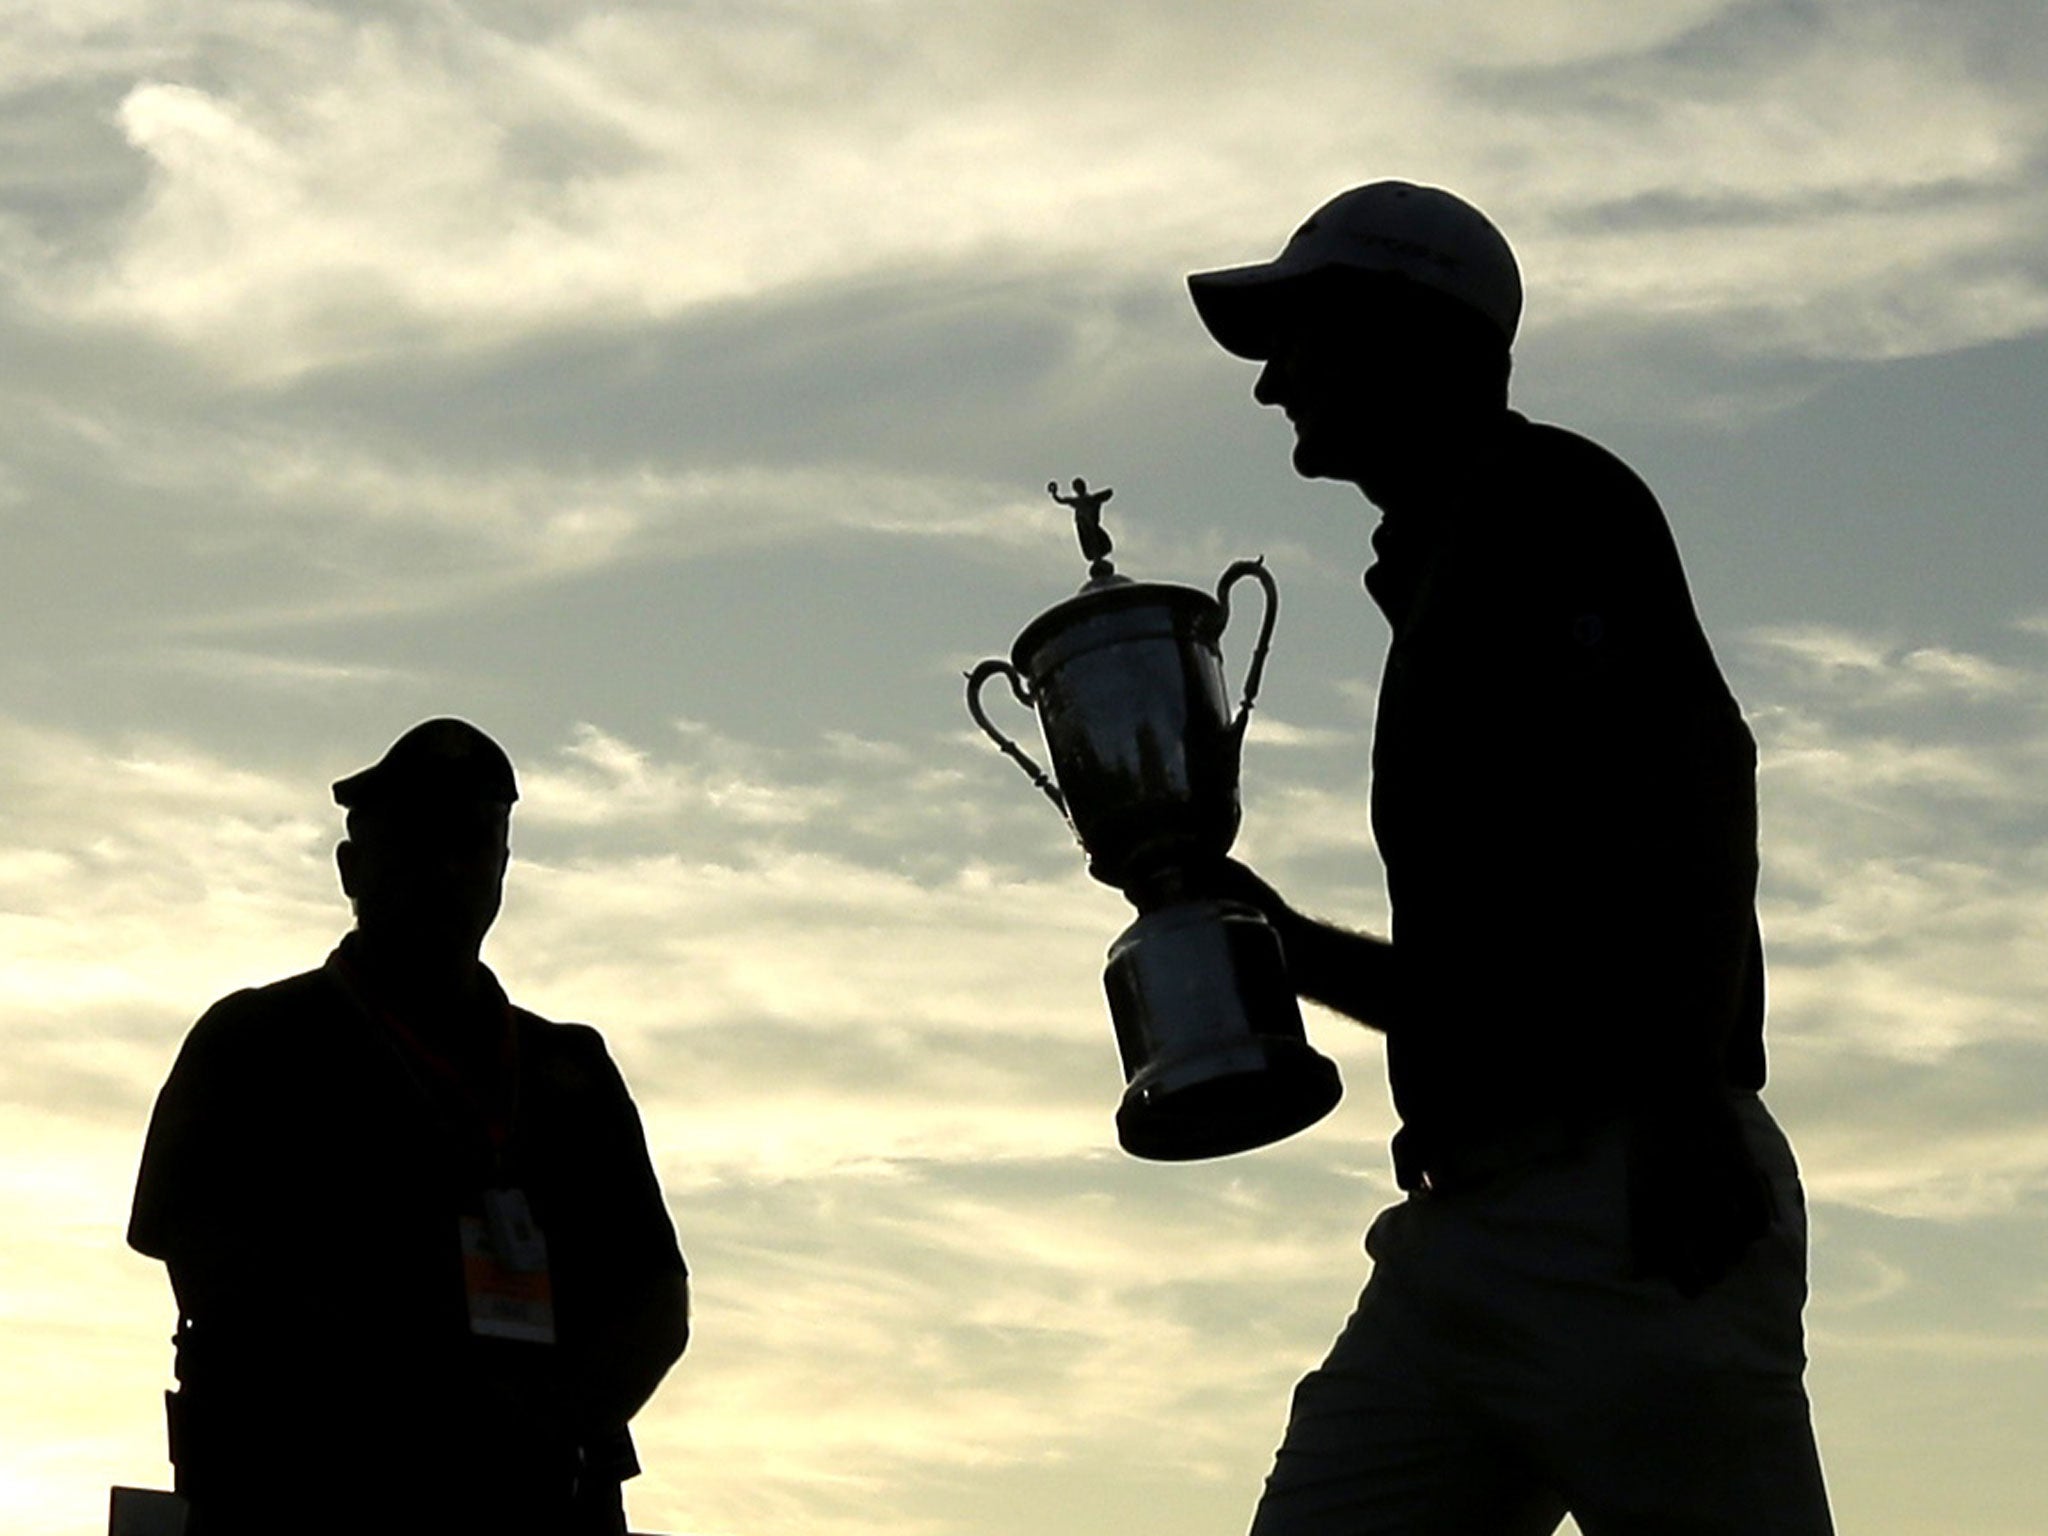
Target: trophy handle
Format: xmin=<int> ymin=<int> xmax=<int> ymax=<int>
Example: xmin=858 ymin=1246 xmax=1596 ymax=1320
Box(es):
xmin=965 ymin=659 xmax=1067 ymax=818
xmin=1215 ymin=557 xmax=1279 ymax=738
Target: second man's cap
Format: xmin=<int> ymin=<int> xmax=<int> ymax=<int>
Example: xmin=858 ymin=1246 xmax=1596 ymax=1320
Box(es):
xmin=332 ymin=718 xmax=519 ymax=811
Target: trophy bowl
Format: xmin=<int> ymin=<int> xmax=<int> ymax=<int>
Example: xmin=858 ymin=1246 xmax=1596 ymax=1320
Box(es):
xmin=1008 ymin=576 xmax=1244 ymax=888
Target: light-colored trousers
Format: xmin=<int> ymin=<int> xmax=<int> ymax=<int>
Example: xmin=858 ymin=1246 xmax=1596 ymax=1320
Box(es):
xmin=1249 ymin=1097 xmax=1834 ymax=1536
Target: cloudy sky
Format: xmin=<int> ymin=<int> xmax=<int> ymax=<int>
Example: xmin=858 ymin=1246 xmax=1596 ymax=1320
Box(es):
xmin=3 ymin=1 xmax=2046 ymax=1532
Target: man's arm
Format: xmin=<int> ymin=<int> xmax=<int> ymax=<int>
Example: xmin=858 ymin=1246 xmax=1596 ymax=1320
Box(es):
xmin=1618 ymin=895 xmax=1777 ymax=1297
xmin=1211 ymin=860 xmax=1402 ymax=1030
xmin=131 ymin=996 xmax=274 ymax=1305
xmin=478 ymin=1267 xmax=688 ymax=1445
xmin=561 ymin=1268 xmax=690 ymax=1436
xmin=1559 ymin=652 xmax=1776 ymax=1296
xmin=547 ymin=1024 xmax=692 ymax=1437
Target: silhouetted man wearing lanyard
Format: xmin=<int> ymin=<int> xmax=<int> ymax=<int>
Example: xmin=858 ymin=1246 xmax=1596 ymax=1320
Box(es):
xmin=1187 ymin=184 xmax=1833 ymax=1534
xmin=130 ymin=719 xmax=689 ymax=1534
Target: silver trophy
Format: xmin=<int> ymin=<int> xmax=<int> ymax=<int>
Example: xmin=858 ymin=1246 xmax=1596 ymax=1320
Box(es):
xmin=967 ymin=479 xmax=1341 ymax=1160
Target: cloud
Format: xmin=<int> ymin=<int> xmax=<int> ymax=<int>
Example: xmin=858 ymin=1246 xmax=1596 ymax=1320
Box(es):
xmin=0 ymin=702 xmax=1385 ymax=1536
xmin=144 ymin=645 xmax=424 ymax=690
xmin=620 ymin=1133 xmax=1395 ymax=1536
xmin=0 ymin=372 xmax=1084 ymax=633
xmin=14 ymin=0 xmax=2042 ymax=383
xmin=1243 ymin=717 xmax=1360 ymax=751
xmin=6 ymin=7 xmax=2048 ymax=1528
xmin=7 ymin=610 xmax=2047 ymax=1531
xmin=49 ymin=8 xmax=1268 ymax=374
xmin=1727 ymin=621 xmax=2048 ymax=1221
xmin=1746 ymin=624 xmax=2036 ymax=704
xmin=0 ymin=706 xmax=1132 ymax=1161
xmin=1480 ymin=1 xmax=2048 ymax=357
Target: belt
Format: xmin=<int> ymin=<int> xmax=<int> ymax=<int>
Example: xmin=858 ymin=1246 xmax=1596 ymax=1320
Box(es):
xmin=1394 ymin=1114 xmax=1599 ymax=1196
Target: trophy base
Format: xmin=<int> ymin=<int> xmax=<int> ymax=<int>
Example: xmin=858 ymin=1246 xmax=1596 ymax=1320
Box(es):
xmin=1116 ymin=1036 xmax=1343 ymax=1161
xmin=1105 ymin=899 xmax=1343 ymax=1161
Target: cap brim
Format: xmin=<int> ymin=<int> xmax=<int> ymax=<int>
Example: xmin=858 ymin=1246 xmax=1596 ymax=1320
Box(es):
xmin=1189 ymin=260 xmax=1341 ymax=360
xmin=334 ymin=771 xmax=517 ymax=811
xmin=332 ymin=767 xmax=374 ymax=808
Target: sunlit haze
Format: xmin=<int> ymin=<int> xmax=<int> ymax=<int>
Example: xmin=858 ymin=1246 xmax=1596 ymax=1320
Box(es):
xmin=3 ymin=4 xmax=2046 ymax=1534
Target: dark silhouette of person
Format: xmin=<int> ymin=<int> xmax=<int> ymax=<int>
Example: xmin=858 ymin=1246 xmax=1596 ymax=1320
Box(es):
xmin=1186 ymin=183 xmax=1834 ymax=1534
xmin=127 ymin=719 xmax=689 ymax=1534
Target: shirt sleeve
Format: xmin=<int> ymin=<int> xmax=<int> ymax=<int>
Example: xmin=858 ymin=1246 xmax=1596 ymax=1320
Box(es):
xmin=537 ymin=1021 xmax=687 ymax=1282
xmin=128 ymin=991 xmax=263 ymax=1265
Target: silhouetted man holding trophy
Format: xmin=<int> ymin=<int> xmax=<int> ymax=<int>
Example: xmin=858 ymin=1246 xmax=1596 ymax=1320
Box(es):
xmin=1176 ymin=183 xmax=1836 ymax=1533
xmin=972 ymin=185 xmax=1836 ymax=1533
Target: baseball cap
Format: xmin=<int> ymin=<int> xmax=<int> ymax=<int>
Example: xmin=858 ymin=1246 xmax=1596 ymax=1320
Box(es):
xmin=332 ymin=718 xmax=519 ymax=812
xmin=1188 ymin=181 xmax=1522 ymax=359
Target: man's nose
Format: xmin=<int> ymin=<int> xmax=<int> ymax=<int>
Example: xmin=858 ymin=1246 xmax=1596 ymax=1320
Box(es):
xmin=1253 ymin=358 xmax=1285 ymax=406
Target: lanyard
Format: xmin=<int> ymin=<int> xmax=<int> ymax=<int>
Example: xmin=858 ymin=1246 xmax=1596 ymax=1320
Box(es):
xmin=328 ymin=946 xmax=522 ymax=1166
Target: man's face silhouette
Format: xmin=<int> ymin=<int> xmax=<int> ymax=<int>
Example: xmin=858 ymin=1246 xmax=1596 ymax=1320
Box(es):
xmin=339 ymin=801 xmax=511 ymax=963
xmin=1253 ymin=318 xmax=1400 ymax=488
xmin=1249 ymin=278 xmax=1506 ymax=511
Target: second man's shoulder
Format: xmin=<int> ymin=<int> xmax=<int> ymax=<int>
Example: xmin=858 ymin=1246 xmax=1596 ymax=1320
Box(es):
xmin=187 ymin=965 xmax=349 ymax=1042
xmin=510 ymin=1005 xmax=636 ymax=1095
xmin=160 ymin=966 xmax=359 ymax=1098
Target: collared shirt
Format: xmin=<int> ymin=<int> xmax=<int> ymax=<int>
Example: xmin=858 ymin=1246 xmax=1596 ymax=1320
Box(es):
xmin=1363 ymin=413 xmax=1767 ymax=1185
xmin=127 ymin=938 xmax=685 ymax=1518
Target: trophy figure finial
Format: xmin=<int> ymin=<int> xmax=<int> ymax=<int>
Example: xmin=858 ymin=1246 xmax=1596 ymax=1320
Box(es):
xmin=1048 ymin=477 xmax=1116 ymax=580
